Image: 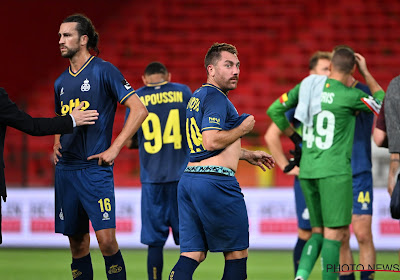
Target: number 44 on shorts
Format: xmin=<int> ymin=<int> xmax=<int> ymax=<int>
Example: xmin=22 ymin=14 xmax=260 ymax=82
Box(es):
xmin=357 ymin=191 xmax=370 ymax=204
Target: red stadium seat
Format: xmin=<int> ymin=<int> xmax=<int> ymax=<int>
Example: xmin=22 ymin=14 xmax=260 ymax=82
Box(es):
xmin=18 ymin=0 xmax=400 ymax=187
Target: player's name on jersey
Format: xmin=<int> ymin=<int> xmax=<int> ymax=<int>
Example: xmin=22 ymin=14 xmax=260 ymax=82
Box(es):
xmin=139 ymin=91 xmax=183 ymax=106
xmin=321 ymin=91 xmax=335 ymax=104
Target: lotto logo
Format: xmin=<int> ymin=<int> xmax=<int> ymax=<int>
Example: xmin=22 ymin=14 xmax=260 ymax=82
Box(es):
xmin=61 ymin=98 xmax=90 ymax=115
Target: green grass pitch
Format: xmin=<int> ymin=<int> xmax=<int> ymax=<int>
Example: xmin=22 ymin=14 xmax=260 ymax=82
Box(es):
xmin=0 ymin=249 xmax=398 ymax=279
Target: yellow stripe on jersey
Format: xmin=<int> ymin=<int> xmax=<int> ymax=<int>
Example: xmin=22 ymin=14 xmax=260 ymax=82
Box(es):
xmin=120 ymin=91 xmax=136 ymax=104
xmin=202 ymin=84 xmax=226 ymax=96
xmin=146 ymin=81 xmax=168 ymax=87
xmin=202 ymin=127 xmax=222 ymax=131
xmin=351 ymin=80 xmax=359 ymax=88
xmin=69 ymin=56 xmax=95 ymax=77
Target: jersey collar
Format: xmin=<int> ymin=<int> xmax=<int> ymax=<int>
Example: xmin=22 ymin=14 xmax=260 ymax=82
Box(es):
xmin=69 ymin=56 xmax=95 ymax=77
xmin=146 ymin=81 xmax=168 ymax=87
xmin=202 ymin=83 xmax=228 ymax=96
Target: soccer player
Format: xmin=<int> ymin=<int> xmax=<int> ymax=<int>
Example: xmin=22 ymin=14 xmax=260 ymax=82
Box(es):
xmin=267 ymin=47 xmax=384 ymax=280
xmin=168 ymin=43 xmax=275 ymax=280
xmin=264 ymin=51 xmax=331 ymax=276
xmin=52 ymin=14 xmax=148 ymax=280
xmin=339 ymin=71 xmax=376 ymax=280
xmin=125 ymin=62 xmax=192 ymax=280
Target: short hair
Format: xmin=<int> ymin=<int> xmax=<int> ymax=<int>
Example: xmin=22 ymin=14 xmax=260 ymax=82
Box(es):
xmin=332 ymin=45 xmax=355 ymax=53
xmin=309 ymin=51 xmax=332 ymax=71
xmin=144 ymin=62 xmax=168 ymax=76
xmin=331 ymin=47 xmax=356 ymax=74
xmin=63 ymin=14 xmax=100 ymax=56
xmin=204 ymin=43 xmax=238 ymax=73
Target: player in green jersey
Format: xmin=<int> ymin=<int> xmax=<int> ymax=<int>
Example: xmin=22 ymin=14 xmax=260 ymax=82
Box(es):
xmin=267 ymin=47 xmax=385 ymax=280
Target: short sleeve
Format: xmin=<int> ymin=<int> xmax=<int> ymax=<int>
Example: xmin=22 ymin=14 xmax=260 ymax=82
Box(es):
xmin=201 ymin=92 xmax=227 ymax=131
xmin=102 ymin=62 xmax=135 ymax=104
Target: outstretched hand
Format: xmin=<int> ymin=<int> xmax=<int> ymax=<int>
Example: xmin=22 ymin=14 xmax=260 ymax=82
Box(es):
xmin=71 ymin=103 xmax=99 ymax=126
xmin=245 ymin=150 xmax=275 ymax=171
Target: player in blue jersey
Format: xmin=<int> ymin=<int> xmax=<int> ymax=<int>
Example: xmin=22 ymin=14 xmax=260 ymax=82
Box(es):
xmin=264 ymin=51 xmax=331 ymax=277
xmin=52 ymin=14 xmax=148 ymax=280
xmin=125 ymin=62 xmax=192 ymax=280
xmin=337 ymin=46 xmax=376 ymax=280
xmin=340 ymin=78 xmax=376 ymax=280
xmin=168 ymin=43 xmax=275 ymax=280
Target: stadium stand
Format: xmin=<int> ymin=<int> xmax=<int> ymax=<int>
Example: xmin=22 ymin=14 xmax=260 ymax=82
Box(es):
xmin=3 ymin=0 xmax=400 ymax=186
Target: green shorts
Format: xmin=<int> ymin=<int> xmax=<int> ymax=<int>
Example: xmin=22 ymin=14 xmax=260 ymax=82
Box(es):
xmin=299 ymin=174 xmax=352 ymax=228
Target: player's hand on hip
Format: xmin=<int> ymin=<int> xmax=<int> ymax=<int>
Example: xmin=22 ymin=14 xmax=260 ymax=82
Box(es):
xmin=284 ymin=164 xmax=299 ymax=176
xmin=240 ymin=115 xmax=255 ymax=135
xmin=53 ymin=142 xmax=62 ymax=165
xmin=71 ymin=103 xmax=99 ymax=126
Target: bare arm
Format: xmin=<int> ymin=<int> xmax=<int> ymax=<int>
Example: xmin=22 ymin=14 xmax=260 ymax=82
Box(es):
xmin=239 ymin=148 xmax=275 ymax=171
xmin=356 ymin=53 xmax=383 ymax=94
xmin=373 ymin=127 xmax=388 ymax=148
xmin=88 ymin=94 xmax=148 ymax=165
xmin=264 ymin=122 xmax=288 ymax=170
xmin=264 ymin=122 xmax=299 ymax=175
xmin=388 ymin=153 xmax=400 ymax=196
xmin=373 ymin=100 xmax=388 ymax=148
xmin=202 ymin=115 xmax=255 ymax=151
xmin=282 ymin=126 xmax=297 ymax=138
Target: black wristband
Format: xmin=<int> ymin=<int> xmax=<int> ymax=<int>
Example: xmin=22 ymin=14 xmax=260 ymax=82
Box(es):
xmin=289 ymin=132 xmax=302 ymax=146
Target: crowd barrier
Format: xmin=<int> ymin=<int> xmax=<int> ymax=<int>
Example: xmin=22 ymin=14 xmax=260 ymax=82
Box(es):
xmin=2 ymin=188 xmax=398 ymax=250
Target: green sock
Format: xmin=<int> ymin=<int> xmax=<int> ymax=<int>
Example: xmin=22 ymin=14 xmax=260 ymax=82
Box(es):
xmin=321 ymin=238 xmax=341 ymax=280
xmin=296 ymin=233 xmax=323 ymax=280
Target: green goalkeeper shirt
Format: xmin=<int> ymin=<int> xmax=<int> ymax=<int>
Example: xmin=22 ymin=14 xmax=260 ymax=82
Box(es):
xmin=267 ymin=78 xmax=385 ymax=179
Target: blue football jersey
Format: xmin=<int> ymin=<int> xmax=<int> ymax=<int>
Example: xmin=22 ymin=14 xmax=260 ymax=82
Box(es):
xmin=54 ymin=56 xmax=135 ymax=169
xmin=126 ymin=81 xmax=192 ymax=183
xmin=351 ymin=81 xmax=373 ymax=175
xmin=186 ymin=83 xmax=249 ymax=162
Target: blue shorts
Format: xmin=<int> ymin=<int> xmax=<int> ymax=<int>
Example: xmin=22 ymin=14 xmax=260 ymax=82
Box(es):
xmin=294 ymin=177 xmax=311 ymax=230
xmin=352 ymin=171 xmax=373 ymax=215
xmin=178 ymin=172 xmax=249 ymax=253
xmin=141 ymin=182 xmax=179 ymax=246
xmin=55 ymin=165 xmax=116 ymax=235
